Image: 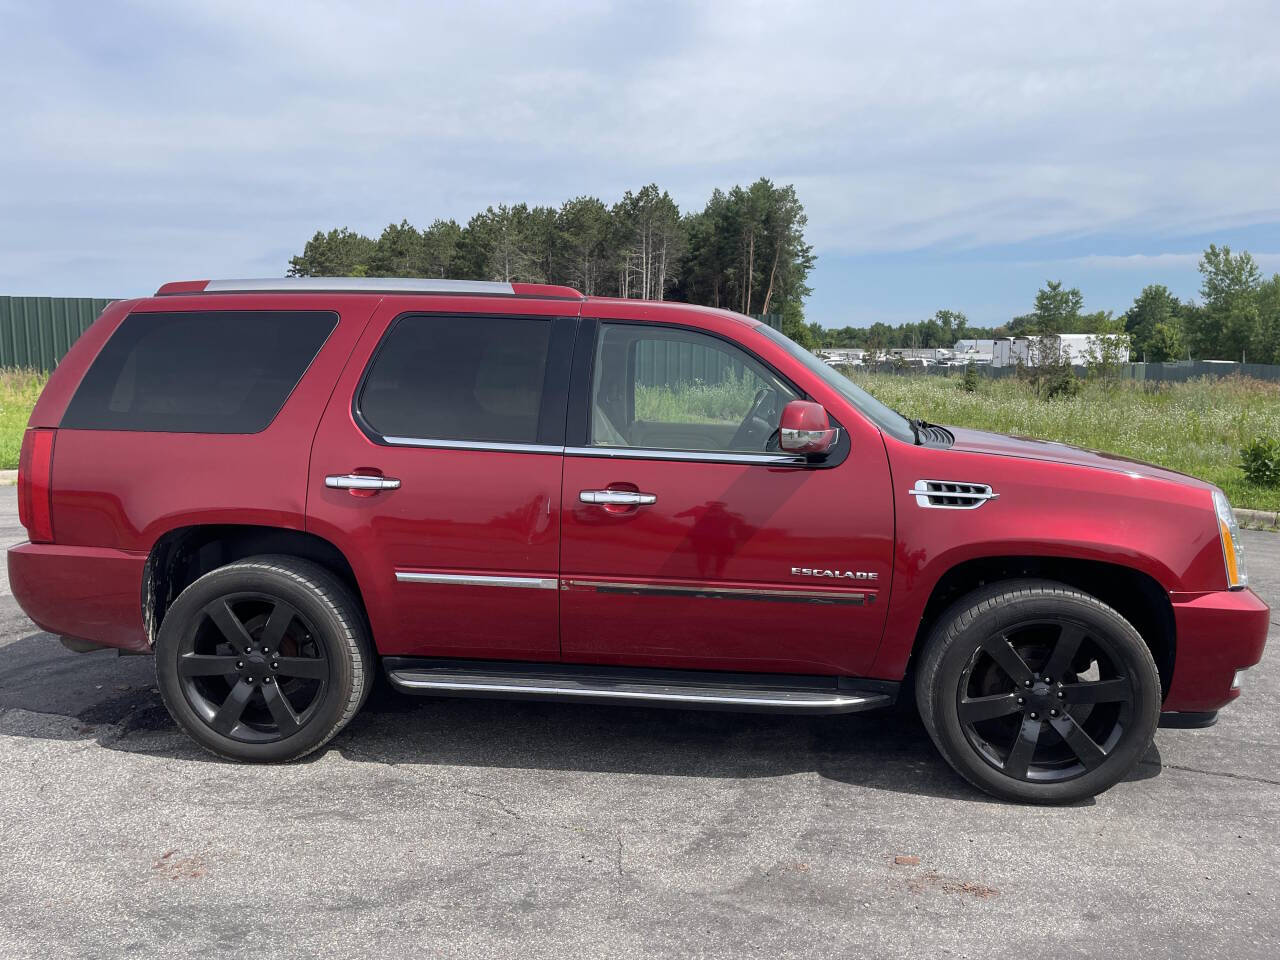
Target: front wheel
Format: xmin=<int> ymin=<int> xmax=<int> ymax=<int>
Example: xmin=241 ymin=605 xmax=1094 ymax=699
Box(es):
xmin=155 ymin=556 xmax=373 ymax=762
xmin=916 ymin=580 xmax=1161 ymax=804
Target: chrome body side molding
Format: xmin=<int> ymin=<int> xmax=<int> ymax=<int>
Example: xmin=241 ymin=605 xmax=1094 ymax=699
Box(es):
xmin=561 ymin=579 xmax=871 ymax=605
xmin=395 ymin=572 xmax=558 ymax=590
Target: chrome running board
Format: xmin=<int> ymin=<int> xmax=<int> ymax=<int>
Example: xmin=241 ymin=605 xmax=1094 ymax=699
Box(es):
xmin=382 ymin=658 xmax=896 ymax=715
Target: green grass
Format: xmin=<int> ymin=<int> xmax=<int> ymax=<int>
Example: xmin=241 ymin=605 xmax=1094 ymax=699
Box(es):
xmin=847 ymin=370 xmax=1280 ymax=512
xmin=635 ymin=370 xmax=763 ymax=424
xmin=0 ymin=368 xmax=48 ymax=470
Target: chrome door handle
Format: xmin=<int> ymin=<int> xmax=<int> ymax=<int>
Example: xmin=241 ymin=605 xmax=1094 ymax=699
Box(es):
xmin=579 ymin=489 xmax=657 ymax=505
xmin=326 ymin=474 xmax=401 ymax=491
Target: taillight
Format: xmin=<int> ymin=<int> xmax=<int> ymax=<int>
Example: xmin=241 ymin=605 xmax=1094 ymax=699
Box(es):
xmin=17 ymin=428 xmax=55 ymax=543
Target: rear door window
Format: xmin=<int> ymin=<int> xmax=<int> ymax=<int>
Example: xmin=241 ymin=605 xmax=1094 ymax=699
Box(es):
xmin=356 ymin=314 xmax=553 ymax=444
xmin=62 ymin=310 xmax=337 ymax=433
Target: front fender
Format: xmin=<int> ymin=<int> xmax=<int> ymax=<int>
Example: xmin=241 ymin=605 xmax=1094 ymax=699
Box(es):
xmin=870 ymin=441 xmax=1225 ymax=679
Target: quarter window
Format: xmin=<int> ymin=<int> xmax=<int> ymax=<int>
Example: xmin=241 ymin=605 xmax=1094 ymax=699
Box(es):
xmin=62 ymin=311 xmax=337 ymax=433
xmin=589 ymin=323 xmax=799 ymax=453
xmin=359 ymin=314 xmax=552 ymax=444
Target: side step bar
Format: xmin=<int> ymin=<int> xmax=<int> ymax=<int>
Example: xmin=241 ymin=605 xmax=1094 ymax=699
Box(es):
xmin=382 ymin=658 xmax=897 ymax=715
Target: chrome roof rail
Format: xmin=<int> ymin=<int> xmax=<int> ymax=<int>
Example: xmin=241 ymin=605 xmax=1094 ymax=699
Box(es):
xmin=154 ymin=278 xmax=585 ymax=300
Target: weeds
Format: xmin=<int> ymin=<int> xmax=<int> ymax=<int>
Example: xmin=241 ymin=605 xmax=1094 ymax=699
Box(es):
xmin=848 ymin=371 xmax=1280 ymax=511
xmin=635 ymin=370 xmax=762 ymax=424
xmin=0 ymin=368 xmax=49 ymax=469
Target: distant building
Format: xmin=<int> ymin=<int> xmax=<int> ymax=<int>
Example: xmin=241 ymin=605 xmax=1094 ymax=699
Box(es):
xmin=990 ymin=334 xmax=1130 ymax=368
xmin=953 ymin=338 xmax=996 ymax=363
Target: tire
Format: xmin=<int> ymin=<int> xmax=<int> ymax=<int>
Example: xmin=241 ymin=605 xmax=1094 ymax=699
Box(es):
xmin=155 ymin=555 xmax=373 ymax=763
xmin=915 ymin=579 xmax=1161 ymax=804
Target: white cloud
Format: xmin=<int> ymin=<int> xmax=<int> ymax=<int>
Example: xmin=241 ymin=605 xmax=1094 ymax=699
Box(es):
xmin=1056 ymin=252 xmax=1280 ymax=273
xmin=1 ymin=0 xmax=1278 ymax=295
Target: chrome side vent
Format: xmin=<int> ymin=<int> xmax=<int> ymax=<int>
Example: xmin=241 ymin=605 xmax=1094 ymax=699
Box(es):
xmin=908 ymin=479 xmax=999 ymax=509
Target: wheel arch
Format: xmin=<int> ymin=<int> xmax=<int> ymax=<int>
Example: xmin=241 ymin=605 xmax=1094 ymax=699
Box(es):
xmin=143 ymin=524 xmax=367 ymax=645
xmin=904 ymin=555 xmax=1176 ymax=699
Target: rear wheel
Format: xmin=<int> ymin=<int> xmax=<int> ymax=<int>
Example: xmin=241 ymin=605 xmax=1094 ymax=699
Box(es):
xmin=916 ymin=580 xmax=1161 ymax=804
xmin=155 ymin=556 xmax=372 ymax=762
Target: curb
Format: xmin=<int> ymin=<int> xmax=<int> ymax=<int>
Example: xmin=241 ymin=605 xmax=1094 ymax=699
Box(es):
xmin=0 ymin=469 xmax=15 ymax=487
xmin=1235 ymin=507 xmax=1280 ymax=532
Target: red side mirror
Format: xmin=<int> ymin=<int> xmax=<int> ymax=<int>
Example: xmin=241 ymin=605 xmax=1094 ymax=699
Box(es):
xmin=779 ymin=400 xmax=838 ymax=456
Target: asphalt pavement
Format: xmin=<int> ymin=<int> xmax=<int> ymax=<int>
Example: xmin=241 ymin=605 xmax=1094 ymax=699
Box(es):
xmin=0 ymin=485 xmax=1276 ymax=959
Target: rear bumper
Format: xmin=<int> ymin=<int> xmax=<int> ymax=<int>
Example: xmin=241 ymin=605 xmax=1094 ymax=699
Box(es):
xmin=1164 ymin=587 xmax=1270 ymax=713
xmin=7 ymin=541 xmax=149 ymax=653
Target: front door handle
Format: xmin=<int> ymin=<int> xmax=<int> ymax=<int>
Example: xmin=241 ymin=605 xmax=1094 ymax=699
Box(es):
xmin=579 ymin=489 xmax=657 ymax=506
xmin=326 ymin=474 xmax=401 ymax=491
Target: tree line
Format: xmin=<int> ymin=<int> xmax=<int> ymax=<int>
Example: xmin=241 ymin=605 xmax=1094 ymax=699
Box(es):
xmin=815 ymin=245 xmax=1280 ymax=364
xmin=287 ymin=179 xmax=816 ymax=342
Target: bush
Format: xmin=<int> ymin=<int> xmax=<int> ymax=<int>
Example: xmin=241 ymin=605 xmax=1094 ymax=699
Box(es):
xmin=961 ymin=362 xmax=979 ymax=393
xmin=1042 ymin=366 xmax=1081 ymax=400
xmin=1240 ymin=437 xmax=1280 ymax=487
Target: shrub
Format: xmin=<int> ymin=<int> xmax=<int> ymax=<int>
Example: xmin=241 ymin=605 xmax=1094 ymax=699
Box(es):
xmin=1042 ymin=366 xmax=1081 ymax=400
xmin=961 ymin=362 xmax=979 ymax=393
xmin=1240 ymin=437 xmax=1280 ymax=487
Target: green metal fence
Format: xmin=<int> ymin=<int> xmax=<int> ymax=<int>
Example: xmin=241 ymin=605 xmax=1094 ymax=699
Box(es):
xmin=636 ymin=338 xmax=747 ymax=388
xmin=0 ymin=297 xmax=115 ymax=371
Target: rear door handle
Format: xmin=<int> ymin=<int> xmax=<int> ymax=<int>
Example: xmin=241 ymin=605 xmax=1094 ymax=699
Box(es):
xmin=326 ymin=474 xmax=401 ymax=491
xmin=579 ymin=489 xmax=657 ymax=505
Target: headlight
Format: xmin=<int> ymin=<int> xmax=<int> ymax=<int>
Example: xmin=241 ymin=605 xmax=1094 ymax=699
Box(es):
xmin=1212 ymin=489 xmax=1248 ymax=589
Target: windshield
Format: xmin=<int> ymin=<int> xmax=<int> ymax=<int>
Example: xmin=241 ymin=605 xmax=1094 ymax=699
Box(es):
xmin=756 ymin=324 xmax=916 ymax=444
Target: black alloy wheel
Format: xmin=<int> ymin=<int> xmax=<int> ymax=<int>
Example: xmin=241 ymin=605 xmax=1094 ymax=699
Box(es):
xmin=155 ymin=556 xmax=372 ymax=762
xmin=175 ymin=593 xmax=330 ymax=743
xmin=917 ymin=580 xmax=1161 ymax=804
xmin=956 ymin=619 xmax=1135 ymax=783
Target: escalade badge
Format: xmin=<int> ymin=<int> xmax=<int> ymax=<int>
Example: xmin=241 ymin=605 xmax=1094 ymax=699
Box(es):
xmin=791 ymin=567 xmax=878 ymax=580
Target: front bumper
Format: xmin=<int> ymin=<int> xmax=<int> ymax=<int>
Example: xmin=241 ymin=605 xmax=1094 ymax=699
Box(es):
xmin=1164 ymin=587 xmax=1270 ymax=713
xmin=7 ymin=541 xmax=150 ymax=653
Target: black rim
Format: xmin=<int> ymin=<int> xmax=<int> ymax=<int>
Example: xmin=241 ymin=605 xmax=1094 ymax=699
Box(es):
xmin=956 ymin=619 xmax=1136 ymax=784
xmin=175 ymin=592 xmax=330 ymax=743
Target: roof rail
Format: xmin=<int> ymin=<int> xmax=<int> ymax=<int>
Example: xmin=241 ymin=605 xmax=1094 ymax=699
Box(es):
xmin=154 ymin=278 xmax=586 ymax=300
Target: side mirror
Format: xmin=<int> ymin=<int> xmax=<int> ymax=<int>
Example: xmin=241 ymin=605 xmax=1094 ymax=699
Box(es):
xmin=778 ymin=400 xmax=838 ymax=456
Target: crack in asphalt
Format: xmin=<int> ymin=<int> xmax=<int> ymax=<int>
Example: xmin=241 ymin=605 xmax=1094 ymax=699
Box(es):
xmin=1139 ymin=758 xmax=1280 ymax=787
xmin=462 ymin=787 xmax=524 ymax=820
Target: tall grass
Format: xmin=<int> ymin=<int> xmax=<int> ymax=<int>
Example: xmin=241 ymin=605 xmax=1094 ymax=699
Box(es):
xmin=0 ymin=368 xmax=48 ymax=470
xmin=847 ymin=371 xmax=1280 ymax=511
xmin=635 ymin=370 xmax=763 ymax=424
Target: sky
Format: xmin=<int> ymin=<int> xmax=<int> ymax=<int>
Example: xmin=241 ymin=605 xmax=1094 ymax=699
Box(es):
xmin=2 ymin=0 xmax=1278 ymax=329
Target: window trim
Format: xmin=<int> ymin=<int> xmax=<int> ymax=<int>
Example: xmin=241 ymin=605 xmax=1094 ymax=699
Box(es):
xmin=567 ymin=318 xmax=849 ymax=469
xmin=60 ymin=308 xmax=339 ymax=435
xmin=351 ymin=311 xmax=576 ymax=453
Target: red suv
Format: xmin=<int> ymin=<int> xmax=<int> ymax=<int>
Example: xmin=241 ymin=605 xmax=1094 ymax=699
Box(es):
xmin=9 ymin=278 xmax=1269 ymax=802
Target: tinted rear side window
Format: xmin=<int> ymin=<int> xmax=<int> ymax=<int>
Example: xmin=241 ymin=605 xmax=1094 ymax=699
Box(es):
xmin=62 ymin=311 xmax=337 ymax=433
xmin=358 ymin=314 xmax=551 ymax=444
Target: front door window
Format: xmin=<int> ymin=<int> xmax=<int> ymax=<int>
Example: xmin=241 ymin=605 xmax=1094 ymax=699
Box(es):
xmin=589 ymin=324 xmax=799 ymax=454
